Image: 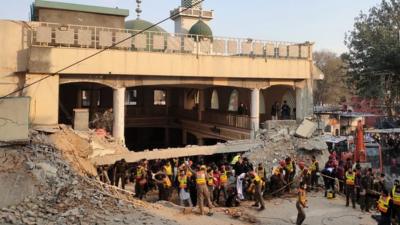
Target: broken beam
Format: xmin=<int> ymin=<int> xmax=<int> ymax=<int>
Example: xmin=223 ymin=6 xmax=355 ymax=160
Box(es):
xmin=91 ymin=140 xmax=262 ymax=166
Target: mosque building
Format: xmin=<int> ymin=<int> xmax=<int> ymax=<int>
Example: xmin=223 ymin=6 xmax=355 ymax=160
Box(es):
xmin=0 ymin=0 xmax=323 ymax=150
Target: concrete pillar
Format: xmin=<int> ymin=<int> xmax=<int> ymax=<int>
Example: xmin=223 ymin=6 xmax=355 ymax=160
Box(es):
xmin=182 ymin=129 xmax=187 ymax=146
xmin=296 ymin=80 xmax=314 ymax=121
xmin=25 ymin=74 xmax=59 ymax=125
xmin=250 ymin=88 xmax=260 ymax=136
xmin=113 ymin=87 xmax=125 ymax=144
xmin=197 ymin=137 xmax=204 ymax=146
xmin=198 ymin=89 xmax=205 ymax=121
xmin=164 ymin=127 xmax=170 ymax=147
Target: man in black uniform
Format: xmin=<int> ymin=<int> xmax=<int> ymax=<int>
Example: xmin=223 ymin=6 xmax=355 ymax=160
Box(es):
xmin=113 ymin=159 xmax=128 ymax=189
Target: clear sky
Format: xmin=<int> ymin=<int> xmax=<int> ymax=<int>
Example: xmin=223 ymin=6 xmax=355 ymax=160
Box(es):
xmin=0 ymin=0 xmax=382 ymax=54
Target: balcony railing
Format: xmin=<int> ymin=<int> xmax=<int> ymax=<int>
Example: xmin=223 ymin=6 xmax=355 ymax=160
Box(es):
xmin=202 ymin=110 xmax=251 ymax=130
xmin=30 ymin=22 xmax=311 ymax=59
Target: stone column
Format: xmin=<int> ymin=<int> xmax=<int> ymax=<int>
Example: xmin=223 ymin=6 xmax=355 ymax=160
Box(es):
xmin=250 ymin=88 xmax=260 ymax=137
xmin=164 ymin=127 xmax=170 ymax=147
xmin=197 ymin=136 xmax=204 ymax=146
xmin=296 ymin=80 xmax=314 ymax=121
xmin=182 ymin=129 xmax=187 ymax=146
xmin=113 ymin=87 xmax=125 ymax=144
xmin=198 ymin=89 xmax=205 ymax=121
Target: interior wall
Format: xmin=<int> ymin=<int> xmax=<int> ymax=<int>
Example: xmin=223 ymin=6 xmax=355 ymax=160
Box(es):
xmin=262 ymin=85 xmax=296 ymax=120
xmin=204 ymin=87 xmax=250 ymax=113
xmin=58 ymin=82 xmax=113 ymax=125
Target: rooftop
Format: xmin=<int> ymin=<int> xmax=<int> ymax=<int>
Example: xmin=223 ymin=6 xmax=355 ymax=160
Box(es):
xmin=33 ymin=0 xmax=129 ymax=17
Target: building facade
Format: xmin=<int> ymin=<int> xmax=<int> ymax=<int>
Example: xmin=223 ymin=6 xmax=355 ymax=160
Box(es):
xmin=0 ymin=0 xmax=323 ymax=150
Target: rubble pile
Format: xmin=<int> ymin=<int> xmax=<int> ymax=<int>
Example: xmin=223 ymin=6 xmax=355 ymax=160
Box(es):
xmin=244 ymin=119 xmax=329 ymax=173
xmin=0 ymin=143 xmax=178 ymax=225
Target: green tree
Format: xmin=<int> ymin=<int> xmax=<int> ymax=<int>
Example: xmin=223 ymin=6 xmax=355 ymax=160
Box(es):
xmin=313 ymin=51 xmax=352 ymax=105
xmin=345 ymin=0 xmax=400 ymax=115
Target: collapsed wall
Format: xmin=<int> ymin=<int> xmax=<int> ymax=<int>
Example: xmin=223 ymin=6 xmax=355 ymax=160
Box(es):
xmin=244 ymin=120 xmax=329 ymax=175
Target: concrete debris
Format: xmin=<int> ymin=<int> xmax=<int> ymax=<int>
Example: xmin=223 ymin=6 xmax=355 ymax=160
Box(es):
xmin=295 ymin=119 xmax=317 ymax=138
xmin=244 ymin=121 xmax=329 ymax=175
xmin=295 ymin=136 xmax=328 ymax=151
xmin=0 ymin=143 xmax=178 ymax=225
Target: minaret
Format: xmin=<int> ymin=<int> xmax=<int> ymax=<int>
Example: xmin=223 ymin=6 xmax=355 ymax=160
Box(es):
xmin=135 ymin=0 xmax=142 ymax=19
xmin=170 ymin=0 xmax=213 ymax=34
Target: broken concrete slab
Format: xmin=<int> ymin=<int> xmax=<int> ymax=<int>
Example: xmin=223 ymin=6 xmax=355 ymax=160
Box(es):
xmin=91 ymin=140 xmax=262 ymax=166
xmin=295 ymin=119 xmax=317 ymax=138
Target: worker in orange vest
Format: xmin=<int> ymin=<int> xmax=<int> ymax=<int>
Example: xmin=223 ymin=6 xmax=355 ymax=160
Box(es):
xmin=216 ymin=165 xmax=228 ymax=205
xmin=345 ymin=168 xmax=356 ymax=208
xmin=296 ymin=181 xmax=308 ymax=225
xmin=249 ymin=171 xmax=265 ymax=211
xmin=309 ymin=156 xmax=320 ymax=191
xmin=177 ymin=169 xmax=192 ymax=207
xmin=377 ymin=189 xmax=393 ymax=225
xmin=391 ymin=180 xmax=400 ymax=224
xmin=154 ymin=172 xmax=172 ymax=201
xmin=188 ymin=164 xmax=213 ymax=216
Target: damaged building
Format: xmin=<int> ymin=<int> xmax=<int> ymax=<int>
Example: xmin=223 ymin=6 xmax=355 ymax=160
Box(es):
xmin=0 ymin=0 xmax=323 ymax=150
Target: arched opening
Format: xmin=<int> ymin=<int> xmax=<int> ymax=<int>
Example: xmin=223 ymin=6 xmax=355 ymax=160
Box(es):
xmin=59 ymin=82 xmax=113 ymax=129
xmin=262 ymin=85 xmax=296 ymax=120
xmin=211 ymin=89 xmax=219 ymax=110
xmin=228 ymin=89 xmax=239 ymax=112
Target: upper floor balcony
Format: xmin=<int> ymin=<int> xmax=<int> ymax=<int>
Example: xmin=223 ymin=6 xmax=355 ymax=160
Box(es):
xmin=26 ymin=21 xmax=317 ymax=79
xmin=30 ymin=22 xmax=312 ymax=60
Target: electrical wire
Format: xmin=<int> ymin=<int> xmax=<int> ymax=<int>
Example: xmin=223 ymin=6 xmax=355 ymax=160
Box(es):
xmin=0 ymin=0 xmax=205 ymax=100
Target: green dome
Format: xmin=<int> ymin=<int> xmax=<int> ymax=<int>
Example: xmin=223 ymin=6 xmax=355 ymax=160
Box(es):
xmin=189 ymin=20 xmax=213 ymax=37
xmin=125 ymin=19 xmax=166 ymax=33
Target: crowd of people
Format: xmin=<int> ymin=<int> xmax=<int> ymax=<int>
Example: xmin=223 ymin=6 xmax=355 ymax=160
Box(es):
xmin=97 ymin=152 xmax=400 ymax=225
xmin=320 ymin=152 xmax=400 ymax=225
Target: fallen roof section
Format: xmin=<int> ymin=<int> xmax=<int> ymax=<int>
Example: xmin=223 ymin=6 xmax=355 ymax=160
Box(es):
xmin=91 ymin=140 xmax=262 ymax=166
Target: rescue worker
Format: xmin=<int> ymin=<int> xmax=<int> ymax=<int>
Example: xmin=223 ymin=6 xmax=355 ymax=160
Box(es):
xmin=231 ymin=153 xmax=241 ymax=166
xmin=178 ymin=169 xmax=193 ymax=207
xmin=189 ymin=165 xmax=213 ymax=216
xmin=284 ymin=157 xmax=296 ymax=192
xmin=296 ymin=181 xmax=308 ymax=225
xmin=163 ymin=161 xmax=173 ymax=183
xmin=256 ymin=163 xmax=266 ymax=193
xmin=154 ymin=172 xmax=172 ymax=201
xmin=113 ymin=159 xmax=127 ymax=189
xmin=135 ymin=159 xmax=147 ymax=200
xmin=212 ymin=167 xmax=221 ymax=206
xmin=345 ymin=168 xmax=356 ymax=208
xmin=270 ymin=161 xmax=286 ymax=196
xmin=216 ymin=165 xmax=228 ymax=205
xmin=249 ymin=171 xmax=265 ymax=210
xmin=309 ymin=156 xmax=319 ymax=190
xmin=298 ymin=162 xmax=311 ymax=190
xmin=391 ymin=180 xmax=400 ymax=224
xmin=377 ymin=189 xmax=393 ymax=225
xmin=206 ymin=167 xmax=216 ymax=203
